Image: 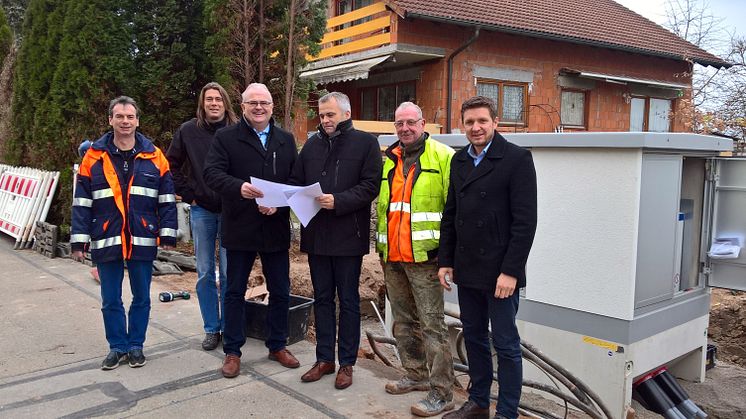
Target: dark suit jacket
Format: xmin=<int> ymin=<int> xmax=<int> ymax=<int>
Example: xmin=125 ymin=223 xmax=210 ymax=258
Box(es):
xmin=289 ymin=118 xmax=382 ymax=256
xmin=203 ymin=117 xmax=297 ymax=252
xmin=438 ymin=131 xmax=537 ymax=290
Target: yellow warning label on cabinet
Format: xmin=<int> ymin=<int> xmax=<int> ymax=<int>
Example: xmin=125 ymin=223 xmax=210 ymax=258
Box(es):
xmin=582 ymin=336 xmax=619 ymax=352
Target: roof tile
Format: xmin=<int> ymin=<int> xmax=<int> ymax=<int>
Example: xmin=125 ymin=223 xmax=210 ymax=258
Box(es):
xmin=388 ymin=0 xmax=728 ymax=67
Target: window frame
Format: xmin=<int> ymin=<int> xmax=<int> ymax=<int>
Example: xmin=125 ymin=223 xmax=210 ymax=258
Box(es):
xmin=559 ymin=88 xmax=588 ymax=129
xmin=359 ymin=81 xmax=417 ymax=121
xmin=475 ymin=78 xmax=528 ymax=126
xmin=629 ymin=96 xmax=673 ymax=132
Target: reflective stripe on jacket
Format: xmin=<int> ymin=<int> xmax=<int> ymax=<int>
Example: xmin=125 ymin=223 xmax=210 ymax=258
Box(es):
xmin=71 ymin=132 xmax=177 ymax=263
xmin=376 ymin=135 xmax=454 ymax=262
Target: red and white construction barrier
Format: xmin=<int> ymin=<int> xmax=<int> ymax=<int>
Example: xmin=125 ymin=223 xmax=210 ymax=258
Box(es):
xmin=0 ymin=165 xmax=60 ymax=249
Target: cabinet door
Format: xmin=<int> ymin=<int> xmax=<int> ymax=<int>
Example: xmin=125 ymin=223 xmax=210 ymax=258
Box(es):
xmin=707 ymin=158 xmax=746 ymax=291
xmin=635 ymin=154 xmax=682 ymax=308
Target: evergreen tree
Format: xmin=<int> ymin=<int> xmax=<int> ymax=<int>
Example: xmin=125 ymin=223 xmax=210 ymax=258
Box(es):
xmin=131 ymin=0 xmax=209 ymax=148
xmin=0 ymin=6 xmax=14 ymax=160
xmin=0 ymin=0 xmax=28 ymax=38
xmin=0 ymin=7 xmax=12 ymax=63
xmin=7 ymin=0 xmax=65 ymax=165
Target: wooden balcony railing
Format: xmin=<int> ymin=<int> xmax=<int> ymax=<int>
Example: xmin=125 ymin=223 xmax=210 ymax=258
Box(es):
xmin=309 ymin=2 xmax=393 ymax=61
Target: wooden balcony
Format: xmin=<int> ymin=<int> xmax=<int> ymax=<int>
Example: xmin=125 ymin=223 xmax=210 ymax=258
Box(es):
xmin=310 ymin=2 xmax=394 ymax=62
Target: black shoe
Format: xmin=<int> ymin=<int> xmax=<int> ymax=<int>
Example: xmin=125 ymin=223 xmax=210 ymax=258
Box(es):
xmin=128 ymin=349 xmax=147 ymax=368
xmin=101 ymin=351 xmax=128 ymax=370
xmin=202 ymin=332 xmax=221 ymax=351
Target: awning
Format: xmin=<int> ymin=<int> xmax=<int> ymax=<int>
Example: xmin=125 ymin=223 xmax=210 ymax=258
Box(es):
xmin=299 ymin=55 xmax=391 ymax=85
xmin=561 ymin=69 xmax=689 ymax=90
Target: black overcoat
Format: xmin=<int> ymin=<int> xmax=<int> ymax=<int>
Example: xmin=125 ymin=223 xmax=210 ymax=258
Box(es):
xmin=289 ymin=119 xmax=382 ymax=256
xmin=203 ymin=117 xmax=297 ymax=252
xmin=438 ymin=132 xmax=537 ymax=290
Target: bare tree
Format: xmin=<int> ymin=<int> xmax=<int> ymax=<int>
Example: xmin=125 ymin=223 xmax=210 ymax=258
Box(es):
xmin=283 ymin=0 xmax=298 ymax=127
xmin=664 ymin=0 xmax=726 ymax=108
xmin=664 ymin=0 xmax=745 ymax=149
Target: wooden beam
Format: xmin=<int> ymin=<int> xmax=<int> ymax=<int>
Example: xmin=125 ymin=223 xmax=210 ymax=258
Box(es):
xmin=326 ymin=2 xmax=387 ymax=28
xmin=312 ymin=32 xmax=391 ymax=60
xmin=321 ymin=16 xmax=390 ymax=44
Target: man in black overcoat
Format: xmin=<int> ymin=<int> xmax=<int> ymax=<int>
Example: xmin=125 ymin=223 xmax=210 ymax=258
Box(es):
xmin=438 ymin=96 xmax=537 ymax=419
xmin=204 ymin=83 xmax=301 ymax=378
xmin=290 ymin=92 xmax=382 ymax=390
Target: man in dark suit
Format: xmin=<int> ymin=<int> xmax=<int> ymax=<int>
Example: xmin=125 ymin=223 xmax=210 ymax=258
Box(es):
xmin=204 ymin=83 xmax=300 ymax=378
xmin=290 ymin=92 xmax=382 ymax=390
xmin=438 ymin=96 xmax=537 ymax=419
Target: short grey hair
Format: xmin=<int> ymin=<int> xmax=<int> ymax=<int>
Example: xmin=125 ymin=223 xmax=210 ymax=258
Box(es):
xmin=109 ymin=96 xmax=140 ymax=118
xmin=395 ymin=101 xmax=423 ymax=119
xmin=319 ymin=92 xmax=351 ymax=114
xmin=241 ymin=83 xmax=273 ymax=103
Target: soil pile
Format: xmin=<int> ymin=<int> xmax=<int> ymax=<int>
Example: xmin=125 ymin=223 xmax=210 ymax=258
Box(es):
xmin=709 ymin=289 xmax=746 ymax=368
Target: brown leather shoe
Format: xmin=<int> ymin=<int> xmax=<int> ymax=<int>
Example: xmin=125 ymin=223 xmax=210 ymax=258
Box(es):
xmin=334 ymin=365 xmax=353 ymax=389
xmin=442 ymin=399 xmax=489 ymax=418
xmin=268 ymin=348 xmax=300 ymax=368
xmin=301 ymin=361 xmax=336 ymax=382
xmin=221 ymin=354 xmax=241 ymax=378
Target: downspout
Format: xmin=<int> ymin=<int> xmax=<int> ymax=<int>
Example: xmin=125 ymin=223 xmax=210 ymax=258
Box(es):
xmin=446 ymin=27 xmax=480 ymax=133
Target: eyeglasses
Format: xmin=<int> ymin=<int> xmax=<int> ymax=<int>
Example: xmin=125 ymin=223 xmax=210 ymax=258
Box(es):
xmin=393 ymin=118 xmax=422 ymax=128
xmin=243 ymin=100 xmax=273 ymax=107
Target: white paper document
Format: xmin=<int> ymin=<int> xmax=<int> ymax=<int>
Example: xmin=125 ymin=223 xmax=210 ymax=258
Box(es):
xmin=708 ymin=237 xmax=742 ymax=259
xmin=251 ymin=177 xmax=303 ymax=207
xmin=249 ymin=177 xmax=323 ymax=226
xmin=287 ymin=183 xmax=324 ymax=227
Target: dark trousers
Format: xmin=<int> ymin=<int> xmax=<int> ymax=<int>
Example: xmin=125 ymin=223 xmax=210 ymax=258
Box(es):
xmin=307 ymin=254 xmax=362 ymax=366
xmin=458 ymin=285 xmax=522 ymax=419
xmin=223 ymin=249 xmax=290 ymax=356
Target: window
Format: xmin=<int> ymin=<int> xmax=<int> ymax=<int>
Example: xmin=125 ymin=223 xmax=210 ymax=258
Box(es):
xmin=560 ymin=90 xmax=586 ymax=128
xmin=360 ymin=82 xmax=416 ymax=121
xmin=648 ymin=98 xmax=672 ymax=132
xmin=336 ymin=0 xmax=372 ymax=15
xmin=630 ymin=97 xmax=645 ymax=131
xmin=628 ymin=97 xmax=672 ymax=132
xmin=476 ymin=80 xmax=527 ymax=125
xmin=336 ymin=0 xmax=372 ymax=26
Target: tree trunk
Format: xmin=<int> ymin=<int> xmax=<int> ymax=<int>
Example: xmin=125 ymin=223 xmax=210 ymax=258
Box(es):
xmin=242 ymin=0 xmax=253 ymax=88
xmin=258 ymin=0 xmax=264 ymax=83
xmin=283 ymin=0 xmax=297 ymax=128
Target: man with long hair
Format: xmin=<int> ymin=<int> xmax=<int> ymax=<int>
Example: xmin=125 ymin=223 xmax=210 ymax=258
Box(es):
xmin=167 ymin=82 xmax=238 ymax=350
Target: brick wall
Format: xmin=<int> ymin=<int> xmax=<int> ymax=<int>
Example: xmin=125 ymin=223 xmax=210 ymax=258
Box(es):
xmin=293 ymin=17 xmax=693 ymax=140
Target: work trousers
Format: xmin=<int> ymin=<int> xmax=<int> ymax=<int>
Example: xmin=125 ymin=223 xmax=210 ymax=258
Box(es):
xmin=223 ymin=249 xmax=290 ymax=356
xmin=458 ymin=285 xmax=522 ymax=419
xmin=190 ymin=204 xmax=227 ymax=334
xmin=307 ymin=254 xmax=362 ymax=366
xmin=385 ymin=259 xmax=454 ymax=399
xmin=97 ymin=259 xmax=153 ymax=353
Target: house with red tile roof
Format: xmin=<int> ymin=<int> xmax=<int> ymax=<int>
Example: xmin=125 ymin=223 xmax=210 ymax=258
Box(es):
xmin=294 ymin=0 xmax=729 ymax=138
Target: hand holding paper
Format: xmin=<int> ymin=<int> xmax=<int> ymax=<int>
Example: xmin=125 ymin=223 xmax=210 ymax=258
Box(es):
xmin=250 ymin=177 xmax=324 ymax=226
xmin=288 ymin=183 xmax=324 ymax=227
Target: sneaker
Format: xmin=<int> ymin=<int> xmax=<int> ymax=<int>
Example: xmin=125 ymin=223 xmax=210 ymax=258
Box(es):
xmin=101 ymin=351 xmax=128 ymax=370
xmin=128 ymin=349 xmax=147 ymax=368
xmin=202 ymin=332 xmax=221 ymax=351
xmin=411 ymin=389 xmax=455 ymax=417
xmin=385 ymin=377 xmax=430 ymax=394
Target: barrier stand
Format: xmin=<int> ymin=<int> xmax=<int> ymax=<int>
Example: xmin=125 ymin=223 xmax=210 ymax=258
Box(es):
xmin=0 ymin=166 xmax=61 ymax=249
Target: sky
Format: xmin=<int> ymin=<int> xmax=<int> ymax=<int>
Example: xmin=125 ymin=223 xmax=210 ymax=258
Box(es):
xmin=615 ymin=0 xmax=745 ymax=53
